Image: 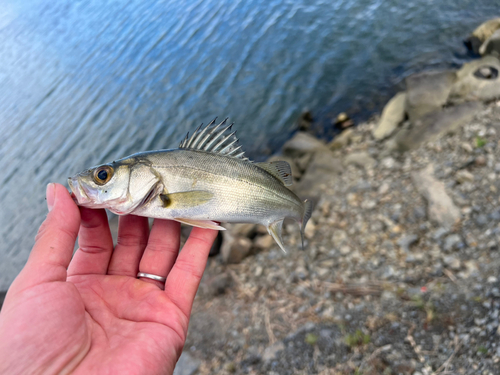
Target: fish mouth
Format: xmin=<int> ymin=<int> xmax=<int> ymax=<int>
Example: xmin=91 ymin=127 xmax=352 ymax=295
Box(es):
xmin=68 ymin=177 xmax=92 ymax=206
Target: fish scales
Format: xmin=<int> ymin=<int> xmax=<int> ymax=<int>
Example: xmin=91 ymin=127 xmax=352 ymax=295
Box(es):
xmin=133 ymin=149 xmax=303 ymax=225
xmin=69 ymin=119 xmax=312 ymax=252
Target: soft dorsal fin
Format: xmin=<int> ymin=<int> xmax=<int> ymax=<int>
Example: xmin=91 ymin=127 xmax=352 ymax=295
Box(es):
xmin=179 ymin=118 xmax=250 ymax=161
xmin=256 ymin=161 xmax=293 ymax=186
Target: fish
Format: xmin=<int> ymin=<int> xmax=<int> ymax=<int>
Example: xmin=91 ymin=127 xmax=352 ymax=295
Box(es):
xmin=68 ymin=119 xmax=312 ymax=252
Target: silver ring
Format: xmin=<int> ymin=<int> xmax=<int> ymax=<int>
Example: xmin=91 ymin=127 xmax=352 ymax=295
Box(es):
xmin=137 ymin=272 xmax=166 ymax=283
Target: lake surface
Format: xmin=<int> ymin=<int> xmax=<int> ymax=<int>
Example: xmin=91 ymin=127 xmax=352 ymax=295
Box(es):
xmin=0 ymin=0 xmax=498 ymax=289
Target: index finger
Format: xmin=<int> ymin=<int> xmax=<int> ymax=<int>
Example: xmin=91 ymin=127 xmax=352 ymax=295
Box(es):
xmin=164 ymin=227 xmax=218 ymax=317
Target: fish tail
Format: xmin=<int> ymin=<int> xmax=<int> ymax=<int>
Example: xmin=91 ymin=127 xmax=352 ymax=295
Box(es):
xmin=300 ymin=199 xmax=313 ymax=250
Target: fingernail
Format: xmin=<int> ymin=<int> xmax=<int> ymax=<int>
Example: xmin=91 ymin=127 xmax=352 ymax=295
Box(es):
xmin=46 ymin=183 xmax=55 ymax=212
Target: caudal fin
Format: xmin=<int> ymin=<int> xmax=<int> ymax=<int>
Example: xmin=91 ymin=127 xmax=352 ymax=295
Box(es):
xmin=300 ymin=199 xmax=313 ymax=250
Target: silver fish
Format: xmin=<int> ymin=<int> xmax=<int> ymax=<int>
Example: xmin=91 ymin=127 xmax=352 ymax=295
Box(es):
xmin=68 ymin=119 xmax=312 ymax=251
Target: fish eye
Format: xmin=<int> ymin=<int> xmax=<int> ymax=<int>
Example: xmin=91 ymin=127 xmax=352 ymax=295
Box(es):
xmin=93 ymin=165 xmax=113 ymax=185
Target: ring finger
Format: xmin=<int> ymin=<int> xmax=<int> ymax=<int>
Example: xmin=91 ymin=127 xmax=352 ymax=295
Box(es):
xmin=138 ymin=219 xmax=180 ymax=288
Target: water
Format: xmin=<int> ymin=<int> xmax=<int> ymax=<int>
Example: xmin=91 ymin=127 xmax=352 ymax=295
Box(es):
xmin=0 ymin=0 xmax=497 ymax=289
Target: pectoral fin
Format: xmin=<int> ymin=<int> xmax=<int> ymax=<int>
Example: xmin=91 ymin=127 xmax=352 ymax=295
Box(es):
xmin=267 ymin=219 xmax=286 ymax=253
xmin=174 ymin=218 xmax=226 ymax=230
xmin=160 ymin=190 xmax=213 ymax=209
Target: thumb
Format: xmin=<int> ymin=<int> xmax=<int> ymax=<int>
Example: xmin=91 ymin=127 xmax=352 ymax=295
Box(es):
xmin=12 ymin=183 xmax=81 ymax=291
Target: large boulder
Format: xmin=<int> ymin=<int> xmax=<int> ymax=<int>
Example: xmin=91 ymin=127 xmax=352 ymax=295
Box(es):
xmin=372 ymin=92 xmax=406 ymax=140
xmin=295 ymin=150 xmax=342 ymax=196
xmin=448 ymin=56 xmax=500 ymax=103
xmin=405 ymin=70 xmax=457 ymax=122
xmin=411 ymin=164 xmax=460 ymax=230
xmin=480 ymin=29 xmax=500 ymax=57
xmin=465 ymin=18 xmax=500 ymax=55
xmin=282 ymin=132 xmax=327 ymax=158
xmin=394 ymin=102 xmax=482 ymax=151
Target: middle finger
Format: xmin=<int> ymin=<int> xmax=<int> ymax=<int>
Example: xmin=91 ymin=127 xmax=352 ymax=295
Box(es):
xmin=107 ymin=215 xmax=149 ymax=277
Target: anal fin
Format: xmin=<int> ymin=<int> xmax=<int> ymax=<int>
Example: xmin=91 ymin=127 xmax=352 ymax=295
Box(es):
xmin=267 ymin=219 xmax=286 ymax=253
xmin=174 ymin=218 xmax=226 ymax=230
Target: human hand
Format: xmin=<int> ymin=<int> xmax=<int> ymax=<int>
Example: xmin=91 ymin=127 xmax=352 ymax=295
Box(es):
xmin=0 ymin=183 xmax=218 ymax=375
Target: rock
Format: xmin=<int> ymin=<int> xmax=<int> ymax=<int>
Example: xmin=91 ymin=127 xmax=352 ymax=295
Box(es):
xmin=339 ymin=245 xmax=351 ymax=255
xmin=282 ymin=132 xmax=327 ymax=158
xmin=448 ymin=56 xmax=500 ymax=104
xmin=480 ymin=29 xmax=500 ymax=57
xmin=329 ymin=128 xmax=354 ymax=150
xmin=297 ymin=110 xmax=313 ymax=131
xmin=344 ymin=152 xmax=376 ymax=170
xmin=397 ymin=234 xmax=419 ymax=252
xmin=372 ymin=92 xmax=406 ymax=140
xmin=221 ymin=233 xmax=253 ymax=264
xmin=443 ymin=234 xmax=462 ymax=252
xmin=455 ymin=170 xmax=474 ymax=183
xmin=475 ymin=155 xmax=487 ymax=166
xmin=395 ymin=102 xmax=482 ymax=151
xmin=295 ymin=153 xmax=313 ymax=173
xmin=378 ymin=182 xmax=390 ymax=195
xmin=173 ymin=352 xmax=201 ymax=375
xmin=225 ymin=223 xmax=257 ymax=238
xmin=262 ymin=341 xmax=285 ymax=363
xmin=405 ymin=70 xmax=457 ymax=121
xmin=465 ymin=18 xmax=500 ymax=55
xmin=336 ymin=112 xmax=349 ymax=123
xmin=474 ymin=214 xmax=488 ymax=227
xmin=411 ymin=164 xmax=460 ymax=229
xmin=296 ymin=150 xmax=343 ymax=195
xmin=254 ymin=234 xmax=275 ymax=249
xmin=304 ymin=221 xmax=316 ymax=239
xmin=443 ymin=255 xmax=461 ymax=270
xmin=334 ymin=112 xmax=354 ymax=128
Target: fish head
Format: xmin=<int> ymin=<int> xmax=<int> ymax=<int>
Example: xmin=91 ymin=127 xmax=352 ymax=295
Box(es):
xmin=68 ymin=158 xmax=162 ymax=215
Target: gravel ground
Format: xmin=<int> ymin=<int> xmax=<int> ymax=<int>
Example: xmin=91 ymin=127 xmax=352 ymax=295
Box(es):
xmin=182 ymin=101 xmax=500 ymax=375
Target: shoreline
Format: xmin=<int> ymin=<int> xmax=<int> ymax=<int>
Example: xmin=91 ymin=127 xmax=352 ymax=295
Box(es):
xmin=181 ymin=19 xmax=500 ymax=375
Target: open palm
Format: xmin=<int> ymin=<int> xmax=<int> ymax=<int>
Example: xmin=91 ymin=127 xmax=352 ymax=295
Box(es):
xmin=0 ymin=184 xmax=217 ymax=375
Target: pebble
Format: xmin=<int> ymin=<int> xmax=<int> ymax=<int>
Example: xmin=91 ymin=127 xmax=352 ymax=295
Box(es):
xmin=254 ymin=266 xmax=263 ymax=277
xmin=443 ymin=234 xmax=462 ymax=252
xmin=397 ymin=234 xmax=419 ymax=252
xmin=304 ymin=221 xmax=316 ymax=239
xmin=475 ymin=155 xmax=487 ymax=166
xmin=456 ymin=170 xmax=475 ymax=183
xmin=488 ymin=276 xmax=498 ymax=283
xmin=433 ymin=227 xmax=449 ymax=240
xmin=362 ymin=199 xmax=377 ymax=210
xmin=378 ymin=182 xmax=390 ymax=195
xmin=474 ymin=214 xmax=488 ymax=227
xmin=443 ymin=255 xmax=461 ymax=270
xmin=380 ymin=157 xmax=398 ymax=169
xmin=340 ymin=245 xmax=351 ymax=255
xmin=262 ymin=341 xmax=285 ymax=363
xmin=344 ymin=152 xmax=376 ymax=170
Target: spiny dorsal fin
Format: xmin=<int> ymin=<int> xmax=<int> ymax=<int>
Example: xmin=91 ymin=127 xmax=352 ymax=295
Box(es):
xmin=256 ymin=161 xmax=293 ymax=186
xmin=179 ymin=118 xmax=250 ymax=161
